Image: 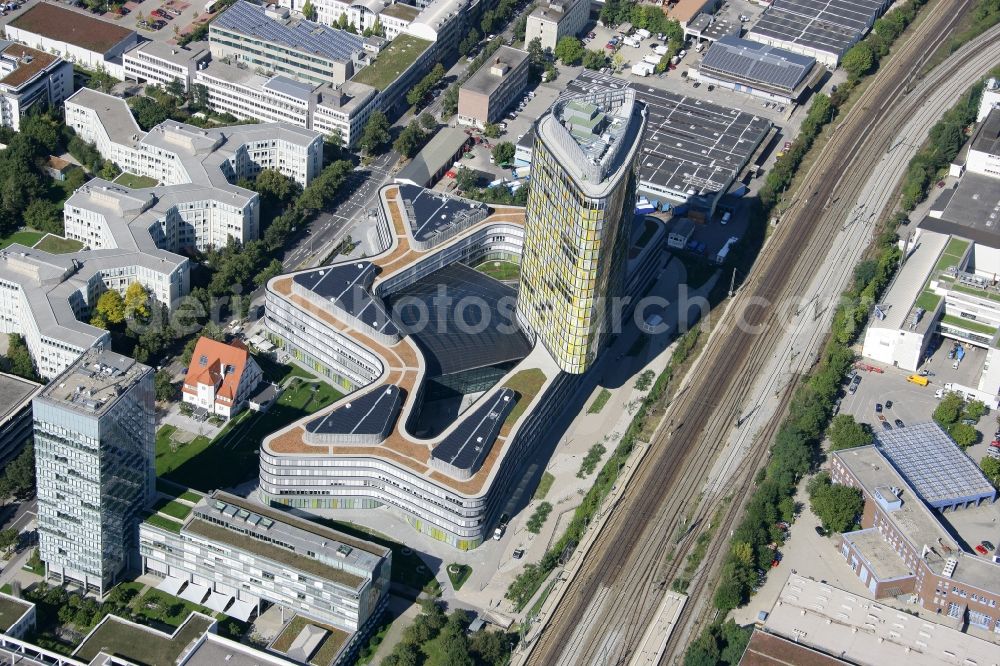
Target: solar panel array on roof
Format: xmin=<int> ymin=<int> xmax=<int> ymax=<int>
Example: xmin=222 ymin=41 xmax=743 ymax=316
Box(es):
xmin=305 ymin=384 xmax=402 ymax=439
xmin=399 ymin=184 xmax=489 ymax=244
xmin=564 ymin=71 xmax=772 ymax=198
xmin=701 ymin=36 xmax=815 ymax=93
xmin=294 ymin=262 xmax=399 ymax=337
xmin=213 ymin=0 xmax=364 ymax=62
xmin=874 ymin=422 xmax=997 ymax=508
xmin=431 ymin=387 xmax=516 ymax=473
xmin=749 ymin=0 xmax=890 ymax=57
xmin=383 ymin=263 xmax=532 ymax=377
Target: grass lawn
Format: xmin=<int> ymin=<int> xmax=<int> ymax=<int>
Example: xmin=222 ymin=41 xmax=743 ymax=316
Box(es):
xmin=351 ymin=34 xmax=431 ymax=90
xmin=941 ymin=314 xmax=997 ymax=336
xmin=145 ymin=514 xmax=182 ymax=533
xmin=0 ymin=595 xmax=32 ymax=633
xmin=533 ymin=471 xmax=555 ymax=500
xmin=474 ymin=260 xmax=520 ymax=281
xmin=446 ymin=564 xmax=472 ymax=591
xmin=113 ymin=172 xmax=159 ymax=189
xmin=134 ymin=589 xmax=214 ymax=628
xmin=75 ymin=614 xmax=213 ymax=665
xmin=501 ymin=368 xmax=547 ymax=429
xmin=158 ymin=500 xmax=192 ymax=520
xmin=179 ymin=490 xmax=203 ymax=503
xmin=160 ymin=379 xmax=342 ymax=491
xmin=34 ymin=234 xmax=84 ymax=254
xmin=915 ymin=290 xmax=941 ymax=311
xmin=253 ymin=352 xmax=317 ymax=384
xmin=155 ymin=425 xmax=213 ymax=477
xmin=272 ymin=616 xmax=349 ymax=666
xmin=587 ymin=388 xmax=612 ymax=414
xmin=0 ymin=230 xmax=43 ymax=249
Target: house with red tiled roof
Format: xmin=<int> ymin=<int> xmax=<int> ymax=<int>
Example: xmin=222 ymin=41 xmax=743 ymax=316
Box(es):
xmin=182 ymin=337 xmax=263 ymax=419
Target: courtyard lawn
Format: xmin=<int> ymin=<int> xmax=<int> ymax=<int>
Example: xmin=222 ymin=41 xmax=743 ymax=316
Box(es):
xmin=155 ymin=425 xmax=213 ymax=477
xmin=0 ymin=230 xmax=43 ymax=249
xmin=113 ymin=172 xmax=159 ymax=189
xmin=446 ymin=564 xmax=472 ymax=591
xmin=474 ymin=260 xmax=520 ymax=281
xmin=34 ymin=234 xmax=84 ymax=254
xmin=160 ymin=378 xmax=342 ymax=492
xmin=253 ymin=351 xmax=317 ymax=384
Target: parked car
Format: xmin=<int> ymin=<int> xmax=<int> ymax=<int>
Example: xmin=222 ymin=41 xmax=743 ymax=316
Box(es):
xmin=512 ymin=548 xmax=525 ymax=559
xmin=885 ymin=400 xmax=893 ymax=409
xmin=881 ymin=421 xmax=892 ymax=430
xmin=814 ymin=526 xmax=827 ymax=537
xmin=975 ymin=544 xmax=989 ymax=555
xmin=692 ymin=81 xmax=700 ymax=88
xmin=875 ymin=403 xmax=883 ymax=413
xmin=894 ymin=419 xmax=905 ymax=428
xmin=982 ymin=540 xmax=995 ymax=552
xmin=588 ymin=31 xmax=596 ymax=39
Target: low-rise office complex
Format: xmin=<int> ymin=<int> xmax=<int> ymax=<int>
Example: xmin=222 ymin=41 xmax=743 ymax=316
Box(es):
xmin=0 ymin=42 xmax=72 ymax=131
xmin=140 ymin=492 xmax=391 ymax=638
xmin=524 ymin=0 xmax=589 ymax=52
xmin=831 ymin=427 xmax=1000 ymax=633
xmin=457 ymin=46 xmax=529 ymax=129
xmin=4 ymin=1 xmax=140 ymax=78
xmin=122 ymin=41 xmax=210 ymax=93
xmin=691 ymin=35 xmax=820 ymax=105
xmin=34 ymin=349 xmax=155 ymax=595
xmin=261 ymin=92 xmax=665 ymax=549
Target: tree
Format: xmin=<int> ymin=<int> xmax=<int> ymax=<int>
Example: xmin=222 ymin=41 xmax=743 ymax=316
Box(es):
xmin=2 ymin=335 xmax=39 ymax=382
xmin=92 ymin=290 xmax=126 ymax=328
xmin=554 ymin=36 xmax=584 ymax=65
xmin=982 ymin=456 xmax=1000 ymax=489
xmin=154 ymin=370 xmax=177 ymax=402
xmin=100 ymin=160 xmax=121 ymax=180
xmin=483 ymin=122 xmax=501 ymax=138
xmin=254 ymin=258 xmax=284 ymax=288
xmin=827 ymin=414 xmax=873 ymax=451
xmin=964 ymin=400 xmax=987 ymax=420
xmin=128 ymin=96 xmax=172 ymax=131
xmin=359 ymin=111 xmax=390 ymax=155
xmin=0 ymin=528 xmax=17 ymax=557
xmin=808 ymin=473 xmax=863 ymax=533
xmin=583 ymin=49 xmax=606 ymax=70
xmin=301 ymin=0 xmax=316 ymax=20
xmin=124 ymin=282 xmax=151 ymax=321
xmin=3 ymin=443 xmax=35 ymax=499
xmin=949 ymin=422 xmax=978 ymax=448
xmin=393 ymin=121 xmax=426 ymax=158
xmin=470 ymin=630 xmax=512 ymax=666
xmin=23 ymin=200 xmax=63 ymax=236
xmin=254 ymin=169 xmax=300 ymax=204
xmin=491 ymin=142 xmax=515 ymax=166
xmin=454 ymin=167 xmax=478 ymax=191
xmin=933 ymin=392 xmax=964 ymax=426
xmin=419 ymin=112 xmax=437 ymax=132
xmin=842 ymin=41 xmax=875 ymax=79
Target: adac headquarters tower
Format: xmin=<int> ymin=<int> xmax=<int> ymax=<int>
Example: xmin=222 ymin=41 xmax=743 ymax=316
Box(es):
xmin=517 ymin=88 xmax=647 ymax=374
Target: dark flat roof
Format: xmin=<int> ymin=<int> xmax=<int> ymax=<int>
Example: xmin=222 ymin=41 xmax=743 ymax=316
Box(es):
xmin=383 ymin=263 xmax=532 ymax=377
xmin=431 ymin=387 xmax=516 ymax=473
xmin=0 ymin=372 xmax=40 ymax=424
xmin=971 ymin=108 xmax=1000 ymax=156
xmin=305 ymin=384 xmax=402 ymax=438
xmin=701 ymin=35 xmax=815 ymax=93
xmin=9 ymin=2 xmax=136 ymax=54
xmin=294 ymin=262 xmax=398 ymax=337
xmin=749 ymin=0 xmax=889 ymax=57
xmin=399 ymin=184 xmax=490 ymax=244
xmin=565 ymin=71 xmax=772 ymax=197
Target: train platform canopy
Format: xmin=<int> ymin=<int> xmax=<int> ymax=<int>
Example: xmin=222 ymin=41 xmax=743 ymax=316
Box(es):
xmin=875 ymin=421 xmax=997 ymax=510
xmin=747 ymin=0 xmax=892 ymax=66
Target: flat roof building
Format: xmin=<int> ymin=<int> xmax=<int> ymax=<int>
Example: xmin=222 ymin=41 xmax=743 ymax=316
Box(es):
xmin=0 ymin=372 xmax=41 ymax=467
xmin=122 ymin=41 xmax=210 ymax=92
xmin=524 ymin=0 xmax=589 ymax=52
xmin=34 ymin=348 xmax=155 ymax=595
xmin=747 ymin=0 xmax=892 ymax=67
xmin=394 ymin=126 xmax=471 ymax=187
xmin=694 ymin=35 xmax=819 ymax=105
xmin=967 ymin=107 xmax=1000 ymax=180
xmin=0 ymin=41 xmax=73 ymax=131
xmin=458 ymin=46 xmax=529 ymax=129
xmin=4 ymin=2 xmax=139 ymax=78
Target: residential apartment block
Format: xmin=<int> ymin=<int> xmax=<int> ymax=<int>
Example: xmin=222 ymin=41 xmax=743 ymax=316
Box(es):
xmin=140 ymin=491 xmax=391 ymax=635
xmin=182 ymin=337 xmax=263 ymax=419
xmin=517 ymin=89 xmax=646 ymax=374
xmin=34 ymin=349 xmax=155 ymax=595
xmin=122 ymin=41 xmax=210 ymax=92
xmin=457 ymin=47 xmax=529 ymax=129
xmin=0 ymin=42 xmax=72 ymax=131
xmin=831 ymin=428 xmax=1000 ymax=633
xmin=524 ymin=0 xmax=589 ymax=52
xmin=210 ymin=1 xmax=367 ymax=87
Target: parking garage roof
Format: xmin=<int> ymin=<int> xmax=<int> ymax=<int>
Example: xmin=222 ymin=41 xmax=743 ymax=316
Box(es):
xmin=874 ymin=421 xmax=996 ymax=508
xmin=431 ymin=387 xmax=516 ymax=473
xmin=565 ymin=71 xmax=772 ymax=198
xmin=383 ymin=263 xmax=532 ymax=377
xmin=748 ymin=0 xmax=888 ymax=59
xmin=293 ymin=262 xmax=398 ymax=338
xmin=701 ymin=36 xmax=816 ymax=93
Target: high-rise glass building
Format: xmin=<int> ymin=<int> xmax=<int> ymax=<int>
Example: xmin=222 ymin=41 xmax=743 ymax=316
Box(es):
xmin=517 ymin=88 xmax=646 ymax=373
xmin=33 ymin=348 xmax=155 ymax=595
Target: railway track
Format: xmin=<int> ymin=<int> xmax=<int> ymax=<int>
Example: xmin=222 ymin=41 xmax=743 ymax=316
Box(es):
xmin=522 ymin=3 xmax=994 ymax=664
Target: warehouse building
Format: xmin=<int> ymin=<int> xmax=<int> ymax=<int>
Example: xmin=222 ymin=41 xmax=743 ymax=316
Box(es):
xmin=524 ymin=0 xmax=589 ymax=52
xmin=458 ymin=46 xmax=529 ymax=129
xmin=394 ymin=127 xmax=471 ymax=187
xmin=4 ymin=2 xmax=139 ymax=78
xmin=747 ymin=0 xmax=892 ymax=67
xmin=831 ymin=436 xmax=1000 ymax=631
xmin=691 ymin=35 xmax=819 ymax=105
xmin=0 ymin=42 xmax=73 ymax=131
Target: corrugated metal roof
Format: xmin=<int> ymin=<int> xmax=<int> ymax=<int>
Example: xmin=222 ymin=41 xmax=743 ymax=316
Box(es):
xmin=701 ymin=35 xmax=815 ymax=93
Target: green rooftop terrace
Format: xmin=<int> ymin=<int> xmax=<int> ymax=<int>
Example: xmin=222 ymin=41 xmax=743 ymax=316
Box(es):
xmin=0 ymin=594 xmax=31 ymax=633
xmin=934 ymin=237 xmax=970 ymax=272
xmin=940 ymin=314 xmax=998 ymax=337
xmin=351 ymin=33 xmax=431 ymax=90
xmin=380 ymin=2 xmax=420 ymax=20
xmin=75 ymin=614 xmax=213 ymax=665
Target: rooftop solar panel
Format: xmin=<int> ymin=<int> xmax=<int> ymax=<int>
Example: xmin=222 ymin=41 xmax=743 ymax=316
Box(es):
xmin=305 ymin=384 xmax=403 ymax=439
xmin=431 ymin=387 xmax=516 ymax=473
xmin=213 ymin=1 xmax=364 ymax=63
xmin=874 ymin=422 xmax=997 ymax=508
xmin=294 ymin=262 xmax=399 ymax=337
xmin=701 ymin=36 xmax=815 ymax=93
xmin=749 ymin=0 xmax=891 ymax=57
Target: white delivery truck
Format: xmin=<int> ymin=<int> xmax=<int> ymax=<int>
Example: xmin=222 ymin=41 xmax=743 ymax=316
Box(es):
xmin=643 ymin=54 xmax=661 ymax=66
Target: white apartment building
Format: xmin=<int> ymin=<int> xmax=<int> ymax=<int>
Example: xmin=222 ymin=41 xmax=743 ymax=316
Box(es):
xmin=195 ymin=60 xmax=377 ymax=147
xmin=122 ymin=41 xmax=210 ymax=92
xmin=0 ymin=42 xmax=73 ymax=131
xmin=524 ymin=0 xmax=589 ymax=52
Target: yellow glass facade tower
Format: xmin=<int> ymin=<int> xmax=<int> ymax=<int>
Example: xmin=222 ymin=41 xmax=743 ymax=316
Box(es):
xmin=517 ymin=88 xmax=646 ymax=373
